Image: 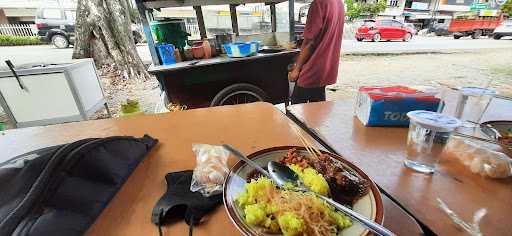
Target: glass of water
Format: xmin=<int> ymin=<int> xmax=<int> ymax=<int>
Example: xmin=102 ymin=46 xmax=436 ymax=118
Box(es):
xmin=405 ymin=111 xmax=461 ymax=174
xmin=454 ymin=87 xmax=496 ymax=127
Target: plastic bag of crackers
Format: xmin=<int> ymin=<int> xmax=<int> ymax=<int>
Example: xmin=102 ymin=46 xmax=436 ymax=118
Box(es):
xmin=445 ymin=136 xmax=512 ymax=178
xmin=190 ymin=144 xmax=230 ymax=196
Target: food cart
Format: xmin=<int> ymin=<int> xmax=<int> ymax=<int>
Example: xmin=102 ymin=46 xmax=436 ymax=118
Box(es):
xmin=135 ymin=0 xmax=300 ymax=109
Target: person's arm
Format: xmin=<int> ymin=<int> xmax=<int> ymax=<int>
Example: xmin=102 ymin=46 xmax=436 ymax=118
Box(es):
xmin=288 ymin=37 xmax=318 ymax=82
xmin=288 ymin=0 xmax=324 ymax=82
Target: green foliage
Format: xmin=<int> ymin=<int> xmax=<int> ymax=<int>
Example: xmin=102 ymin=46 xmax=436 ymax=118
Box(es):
xmin=346 ymin=0 xmax=363 ymax=21
xmin=345 ymin=0 xmax=388 ymax=21
xmin=0 ymin=35 xmax=42 ymax=46
xmin=366 ymin=0 xmax=388 ymax=16
xmin=502 ymin=0 xmax=512 ymax=16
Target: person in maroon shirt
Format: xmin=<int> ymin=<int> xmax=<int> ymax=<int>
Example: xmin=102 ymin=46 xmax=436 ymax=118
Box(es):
xmin=288 ymin=0 xmax=345 ymax=104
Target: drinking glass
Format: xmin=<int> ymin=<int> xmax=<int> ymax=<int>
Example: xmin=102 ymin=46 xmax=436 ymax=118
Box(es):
xmin=405 ymin=111 xmax=461 ymax=174
xmin=454 ymin=87 xmax=496 ymax=127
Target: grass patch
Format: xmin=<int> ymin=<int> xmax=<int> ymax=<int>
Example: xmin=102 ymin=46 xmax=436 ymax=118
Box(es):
xmin=491 ymin=65 xmax=512 ymax=77
xmin=0 ymin=35 xmax=42 ymax=46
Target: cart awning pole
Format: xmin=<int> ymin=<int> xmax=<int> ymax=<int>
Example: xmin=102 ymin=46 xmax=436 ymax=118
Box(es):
xmin=194 ymin=6 xmax=208 ymax=39
xmin=289 ymin=0 xmax=295 ymax=42
xmin=135 ymin=0 xmax=160 ymax=65
xmin=270 ymin=3 xmax=277 ymax=33
xmin=230 ymin=4 xmax=240 ymax=36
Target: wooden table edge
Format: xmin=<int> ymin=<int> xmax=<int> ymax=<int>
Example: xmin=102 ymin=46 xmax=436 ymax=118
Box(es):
xmin=285 ymin=108 xmax=429 ymax=235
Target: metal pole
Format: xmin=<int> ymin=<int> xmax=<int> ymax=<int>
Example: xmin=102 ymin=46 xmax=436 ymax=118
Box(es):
xmin=289 ymin=0 xmax=295 ymax=42
xmin=194 ymin=6 xmax=208 ymax=39
xmin=430 ymin=0 xmax=441 ymax=26
xmin=135 ymin=0 xmax=160 ymax=65
xmin=230 ymin=4 xmax=240 ymax=36
xmin=270 ymin=3 xmax=277 ymax=33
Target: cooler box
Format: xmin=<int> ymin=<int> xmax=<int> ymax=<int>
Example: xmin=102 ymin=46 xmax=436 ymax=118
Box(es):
xmin=0 ymin=59 xmax=108 ymax=128
xmin=355 ymin=86 xmax=441 ymax=127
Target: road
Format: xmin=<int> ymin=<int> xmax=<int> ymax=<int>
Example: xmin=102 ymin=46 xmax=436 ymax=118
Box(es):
xmin=1 ymin=36 xmax=511 ymax=69
xmin=342 ymin=36 xmax=512 ymax=54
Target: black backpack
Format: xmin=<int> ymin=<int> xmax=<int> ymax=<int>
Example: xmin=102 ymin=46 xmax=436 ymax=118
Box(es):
xmin=0 ymin=135 xmax=158 ymax=236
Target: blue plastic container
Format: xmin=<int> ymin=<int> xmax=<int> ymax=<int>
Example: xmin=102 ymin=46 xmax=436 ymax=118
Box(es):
xmin=156 ymin=43 xmax=176 ymax=65
xmin=249 ymin=41 xmax=261 ymax=53
xmin=223 ymin=43 xmax=254 ymax=58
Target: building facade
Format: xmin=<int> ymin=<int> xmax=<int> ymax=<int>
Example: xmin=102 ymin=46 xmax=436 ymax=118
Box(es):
xmin=0 ymin=0 xmax=76 ymax=24
xmin=401 ymin=0 xmax=505 ymax=28
xmin=380 ymin=0 xmax=408 ymax=20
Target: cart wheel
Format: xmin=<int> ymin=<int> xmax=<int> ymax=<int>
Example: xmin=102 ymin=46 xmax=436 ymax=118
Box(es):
xmin=210 ymin=83 xmax=268 ymax=107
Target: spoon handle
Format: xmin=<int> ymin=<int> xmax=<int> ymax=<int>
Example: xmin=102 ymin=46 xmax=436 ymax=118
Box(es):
xmin=318 ymin=195 xmax=396 ymax=236
xmin=223 ymin=144 xmax=270 ymax=177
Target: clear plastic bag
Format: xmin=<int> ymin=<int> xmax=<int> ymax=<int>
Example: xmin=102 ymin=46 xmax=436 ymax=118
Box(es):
xmin=190 ymin=144 xmax=230 ymax=197
xmin=445 ymin=136 xmax=512 ymax=178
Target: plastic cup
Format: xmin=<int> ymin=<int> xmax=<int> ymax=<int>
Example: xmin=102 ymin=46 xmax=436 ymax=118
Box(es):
xmin=405 ymin=111 xmax=461 ymax=174
xmin=454 ymin=87 xmax=496 ymax=127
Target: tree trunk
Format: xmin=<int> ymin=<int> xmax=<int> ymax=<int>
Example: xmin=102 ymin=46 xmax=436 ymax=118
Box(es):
xmin=72 ymin=0 xmax=150 ymax=81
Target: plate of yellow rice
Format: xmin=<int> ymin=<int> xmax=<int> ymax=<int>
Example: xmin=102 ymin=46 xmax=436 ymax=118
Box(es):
xmin=223 ymin=146 xmax=384 ymax=236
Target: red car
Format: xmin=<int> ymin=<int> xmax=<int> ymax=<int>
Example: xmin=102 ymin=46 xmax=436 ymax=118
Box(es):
xmin=355 ymin=20 xmax=414 ymax=42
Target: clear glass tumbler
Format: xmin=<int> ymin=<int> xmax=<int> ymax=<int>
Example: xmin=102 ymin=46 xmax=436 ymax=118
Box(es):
xmin=454 ymin=87 xmax=496 ymax=127
xmin=405 ymin=111 xmax=461 ymax=174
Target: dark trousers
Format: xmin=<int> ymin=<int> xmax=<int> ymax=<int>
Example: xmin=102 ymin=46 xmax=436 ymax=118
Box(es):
xmin=291 ymin=84 xmax=326 ymax=104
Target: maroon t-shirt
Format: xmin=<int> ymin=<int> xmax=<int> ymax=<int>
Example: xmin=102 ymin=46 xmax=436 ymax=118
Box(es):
xmin=298 ymin=0 xmax=345 ymax=88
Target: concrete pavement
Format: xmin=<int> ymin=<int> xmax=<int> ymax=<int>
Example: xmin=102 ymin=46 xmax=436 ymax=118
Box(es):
xmin=1 ymin=36 xmax=511 ymax=70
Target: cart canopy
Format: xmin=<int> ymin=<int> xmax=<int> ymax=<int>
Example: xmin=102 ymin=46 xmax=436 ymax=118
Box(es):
xmin=140 ymin=0 xmax=290 ymax=8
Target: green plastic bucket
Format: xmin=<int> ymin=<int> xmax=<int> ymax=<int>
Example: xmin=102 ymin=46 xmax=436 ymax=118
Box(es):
xmin=150 ymin=19 xmax=189 ymax=51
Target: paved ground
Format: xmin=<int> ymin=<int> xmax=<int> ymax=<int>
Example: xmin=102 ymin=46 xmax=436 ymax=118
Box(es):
xmin=1 ymin=36 xmax=511 ymax=70
xmin=326 ymin=48 xmax=512 ymax=101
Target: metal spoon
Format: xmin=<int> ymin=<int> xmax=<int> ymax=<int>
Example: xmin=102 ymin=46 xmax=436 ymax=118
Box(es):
xmin=267 ymin=161 xmax=396 ymax=236
xmin=222 ymin=144 xmax=270 ymax=177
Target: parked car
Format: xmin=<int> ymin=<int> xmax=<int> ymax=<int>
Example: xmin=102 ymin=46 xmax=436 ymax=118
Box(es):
xmin=35 ymin=7 xmax=143 ymax=49
xmin=355 ymin=19 xmax=414 ymax=42
xmin=429 ymin=22 xmax=451 ymax=36
xmin=35 ymin=7 xmax=76 ymax=48
xmin=492 ymin=20 xmax=512 ymax=40
xmin=404 ymin=23 xmax=417 ymax=35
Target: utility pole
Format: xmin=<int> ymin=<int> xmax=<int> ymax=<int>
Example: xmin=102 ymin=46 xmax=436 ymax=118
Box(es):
xmin=429 ymin=0 xmax=440 ymax=27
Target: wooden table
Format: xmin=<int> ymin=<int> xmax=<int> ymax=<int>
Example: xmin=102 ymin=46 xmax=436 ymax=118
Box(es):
xmin=0 ymin=102 xmax=422 ymax=235
xmin=287 ymin=98 xmax=512 ymax=236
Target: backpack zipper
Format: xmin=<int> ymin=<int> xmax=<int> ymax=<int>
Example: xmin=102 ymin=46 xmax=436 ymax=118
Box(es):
xmin=12 ymin=136 xmax=156 ymax=236
xmin=0 ymin=139 xmax=93 ymax=236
